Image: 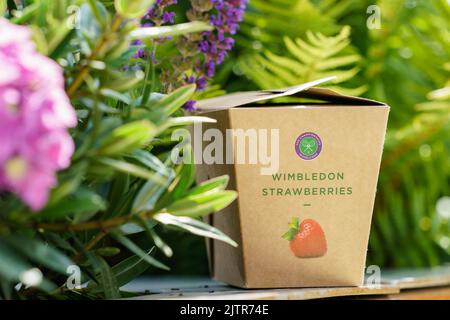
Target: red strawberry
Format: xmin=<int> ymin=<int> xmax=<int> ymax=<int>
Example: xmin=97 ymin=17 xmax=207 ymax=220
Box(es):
xmin=282 ymin=218 xmax=327 ymax=258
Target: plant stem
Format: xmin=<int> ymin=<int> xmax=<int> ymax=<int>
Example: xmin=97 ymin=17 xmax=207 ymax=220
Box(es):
xmin=71 ymin=230 xmax=108 ymax=263
xmin=32 ymin=209 xmax=158 ymax=232
xmin=140 ymin=44 xmax=157 ymax=108
xmin=67 ymin=15 xmax=123 ymax=97
xmin=72 ymin=94 xmax=102 ymax=161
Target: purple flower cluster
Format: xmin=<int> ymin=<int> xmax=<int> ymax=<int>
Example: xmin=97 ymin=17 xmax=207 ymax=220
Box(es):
xmin=200 ymin=0 xmax=247 ymax=69
xmin=134 ymin=0 xmax=177 ymax=59
xmin=130 ymin=0 xmax=247 ymax=111
xmin=184 ymin=0 xmax=248 ymax=110
xmin=144 ymin=0 xmax=178 ymax=25
xmin=0 ymin=18 xmax=77 ymax=211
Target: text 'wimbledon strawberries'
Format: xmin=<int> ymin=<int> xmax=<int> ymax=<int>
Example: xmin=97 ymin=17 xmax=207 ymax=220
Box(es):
xmin=282 ymin=217 xmax=327 ymax=258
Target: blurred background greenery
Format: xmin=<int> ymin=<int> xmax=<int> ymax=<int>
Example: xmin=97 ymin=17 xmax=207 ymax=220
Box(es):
xmin=155 ymin=0 xmax=450 ymax=274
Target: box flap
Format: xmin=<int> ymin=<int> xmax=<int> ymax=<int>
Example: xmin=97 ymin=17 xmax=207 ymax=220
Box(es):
xmin=195 ymin=77 xmax=385 ymax=113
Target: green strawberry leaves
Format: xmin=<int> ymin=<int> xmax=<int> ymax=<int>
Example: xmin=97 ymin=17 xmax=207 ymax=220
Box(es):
xmin=282 ymin=217 xmax=299 ymax=241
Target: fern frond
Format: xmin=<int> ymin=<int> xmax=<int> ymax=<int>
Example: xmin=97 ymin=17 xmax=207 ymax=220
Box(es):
xmin=318 ymin=0 xmax=364 ymax=20
xmin=241 ymin=0 xmax=340 ymax=48
xmin=239 ymin=26 xmax=366 ymax=94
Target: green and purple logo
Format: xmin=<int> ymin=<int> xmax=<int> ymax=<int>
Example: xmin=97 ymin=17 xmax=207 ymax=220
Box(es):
xmin=295 ymin=132 xmax=322 ymax=160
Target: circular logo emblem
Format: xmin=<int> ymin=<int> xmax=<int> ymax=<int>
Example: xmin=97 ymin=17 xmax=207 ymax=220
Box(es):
xmin=295 ymin=132 xmax=322 ymax=160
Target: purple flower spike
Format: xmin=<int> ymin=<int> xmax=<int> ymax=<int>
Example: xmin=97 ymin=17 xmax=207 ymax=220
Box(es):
xmin=205 ymin=60 xmax=216 ymax=78
xmin=196 ymin=77 xmax=208 ymax=91
xmin=162 ymin=12 xmax=176 ymax=24
xmin=195 ymin=0 xmax=248 ymax=78
xmin=133 ymin=0 xmax=178 ymax=60
xmin=184 ymin=100 xmax=197 ymax=111
xmin=131 ymin=0 xmax=248 ymax=111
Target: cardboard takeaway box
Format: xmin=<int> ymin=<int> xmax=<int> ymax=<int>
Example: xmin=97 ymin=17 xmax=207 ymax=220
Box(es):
xmin=192 ymin=78 xmax=390 ymax=288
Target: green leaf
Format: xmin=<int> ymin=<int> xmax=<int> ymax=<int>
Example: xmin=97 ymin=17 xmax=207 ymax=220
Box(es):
xmin=86 ymin=0 xmax=110 ymax=28
xmin=167 ymin=191 xmax=237 ymax=217
xmin=30 ymin=26 xmax=48 ymax=55
xmin=112 ymin=233 xmax=169 ymax=271
xmin=49 ymin=26 xmax=75 ymax=58
xmin=78 ymin=98 xmax=120 ymax=114
xmin=282 ymin=217 xmax=299 ymax=241
xmin=0 ymin=281 xmax=12 ymax=300
xmin=185 ymin=175 xmax=229 ymax=197
xmin=96 ymin=158 xmax=167 ymax=185
xmin=111 ymin=249 xmax=154 ymax=287
xmin=140 ymin=219 xmax=173 ymax=257
xmin=11 ymin=3 xmax=38 ymax=24
xmin=129 ymin=22 xmax=213 ymax=40
xmin=107 ymin=172 xmax=130 ymax=216
xmin=0 ymin=1 xmax=7 ymax=15
xmin=47 ymin=24 xmax=73 ymax=58
xmin=132 ymin=176 xmax=172 ymax=213
xmin=89 ymin=254 xmax=121 ymax=299
xmin=37 ymin=188 xmax=106 ymax=220
xmin=154 ymin=84 xmax=197 ymax=117
xmin=46 ymin=161 xmax=87 ymax=205
xmin=100 ymin=88 xmax=131 ymax=105
xmin=119 ymin=222 xmax=145 ymax=235
xmin=0 ymin=242 xmax=56 ymax=292
xmin=103 ymin=70 xmax=145 ymax=92
xmin=131 ymin=153 xmax=174 ymax=213
xmin=0 ymin=242 xmax=33 ymax=283
xmin=5 ymin=236 xmax=73 ymax=274
xmin=149 ymin=228 xmax=173 ymax=257
xmin=115 ymin=0 xmax=155 ymax=19
xmin=170 ymin=161 xmax=196 ymax=200
xmin=78 ymin=2 xmax=107 ymax=41
xmin=98 ymin=120 xmax=156 ymax=156
xmin=129 ymin=150 xmax=172 ymax=174
xmin=282 ymin=229 xmax=298 ymax=241
xmin=288 ymin=217 xmax=299 ymax=230
xmin=96 ymin=247 xmax=121 ymax=257
xmin=45 ymin=233 xmax=77 ymax=255
xmin=153 ymin=213 xmax=238 ymax=247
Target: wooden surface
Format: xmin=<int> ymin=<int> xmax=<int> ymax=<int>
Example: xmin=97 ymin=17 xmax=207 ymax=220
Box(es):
xmin=373 ymin=286 xmax=450 ymax=300
xmin=129 ymin=282 xmax=399 ymax=300
xmin=380 ymin=265 xmax=450 ymax=289
xmin=123 ymin=265 xmax=450 ymax=300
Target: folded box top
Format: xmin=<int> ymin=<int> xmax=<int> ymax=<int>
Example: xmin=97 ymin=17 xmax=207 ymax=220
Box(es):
xmin=195 ymin=77 xmax=386 ymax=113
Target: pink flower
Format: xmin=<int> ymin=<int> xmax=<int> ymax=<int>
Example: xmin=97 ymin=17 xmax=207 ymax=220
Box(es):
xmin=0 ymin=18 xmax=77 ymax=211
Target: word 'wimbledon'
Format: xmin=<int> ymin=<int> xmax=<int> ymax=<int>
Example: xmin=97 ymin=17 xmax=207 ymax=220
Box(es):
xmin=272 ymin=172 xmax=344 ymax=181
xmin=171 ymin=123 xmax=280 ymax=175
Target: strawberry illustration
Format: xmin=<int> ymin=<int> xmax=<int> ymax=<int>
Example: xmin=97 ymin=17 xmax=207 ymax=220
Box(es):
xmin=282 ymin=217 xmax=327 ymax=258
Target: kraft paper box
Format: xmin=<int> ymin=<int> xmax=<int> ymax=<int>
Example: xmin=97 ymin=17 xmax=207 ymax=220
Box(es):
xmin=191 ymin=78 xmax=389 ymax=288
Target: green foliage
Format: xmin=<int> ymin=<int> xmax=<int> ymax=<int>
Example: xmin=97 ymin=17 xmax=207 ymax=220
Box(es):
xmin=0 ymin=0 xmax=237 ymax=299
xmin=222 ymin=0 xmax=450 ymax=268
xmin=115 ymin=0 xmax=156 ymax=19
xmin=238 ymin=26 xmax=367 ymax=95
xmin=366 ymin=0 xmax=450 ymax=267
